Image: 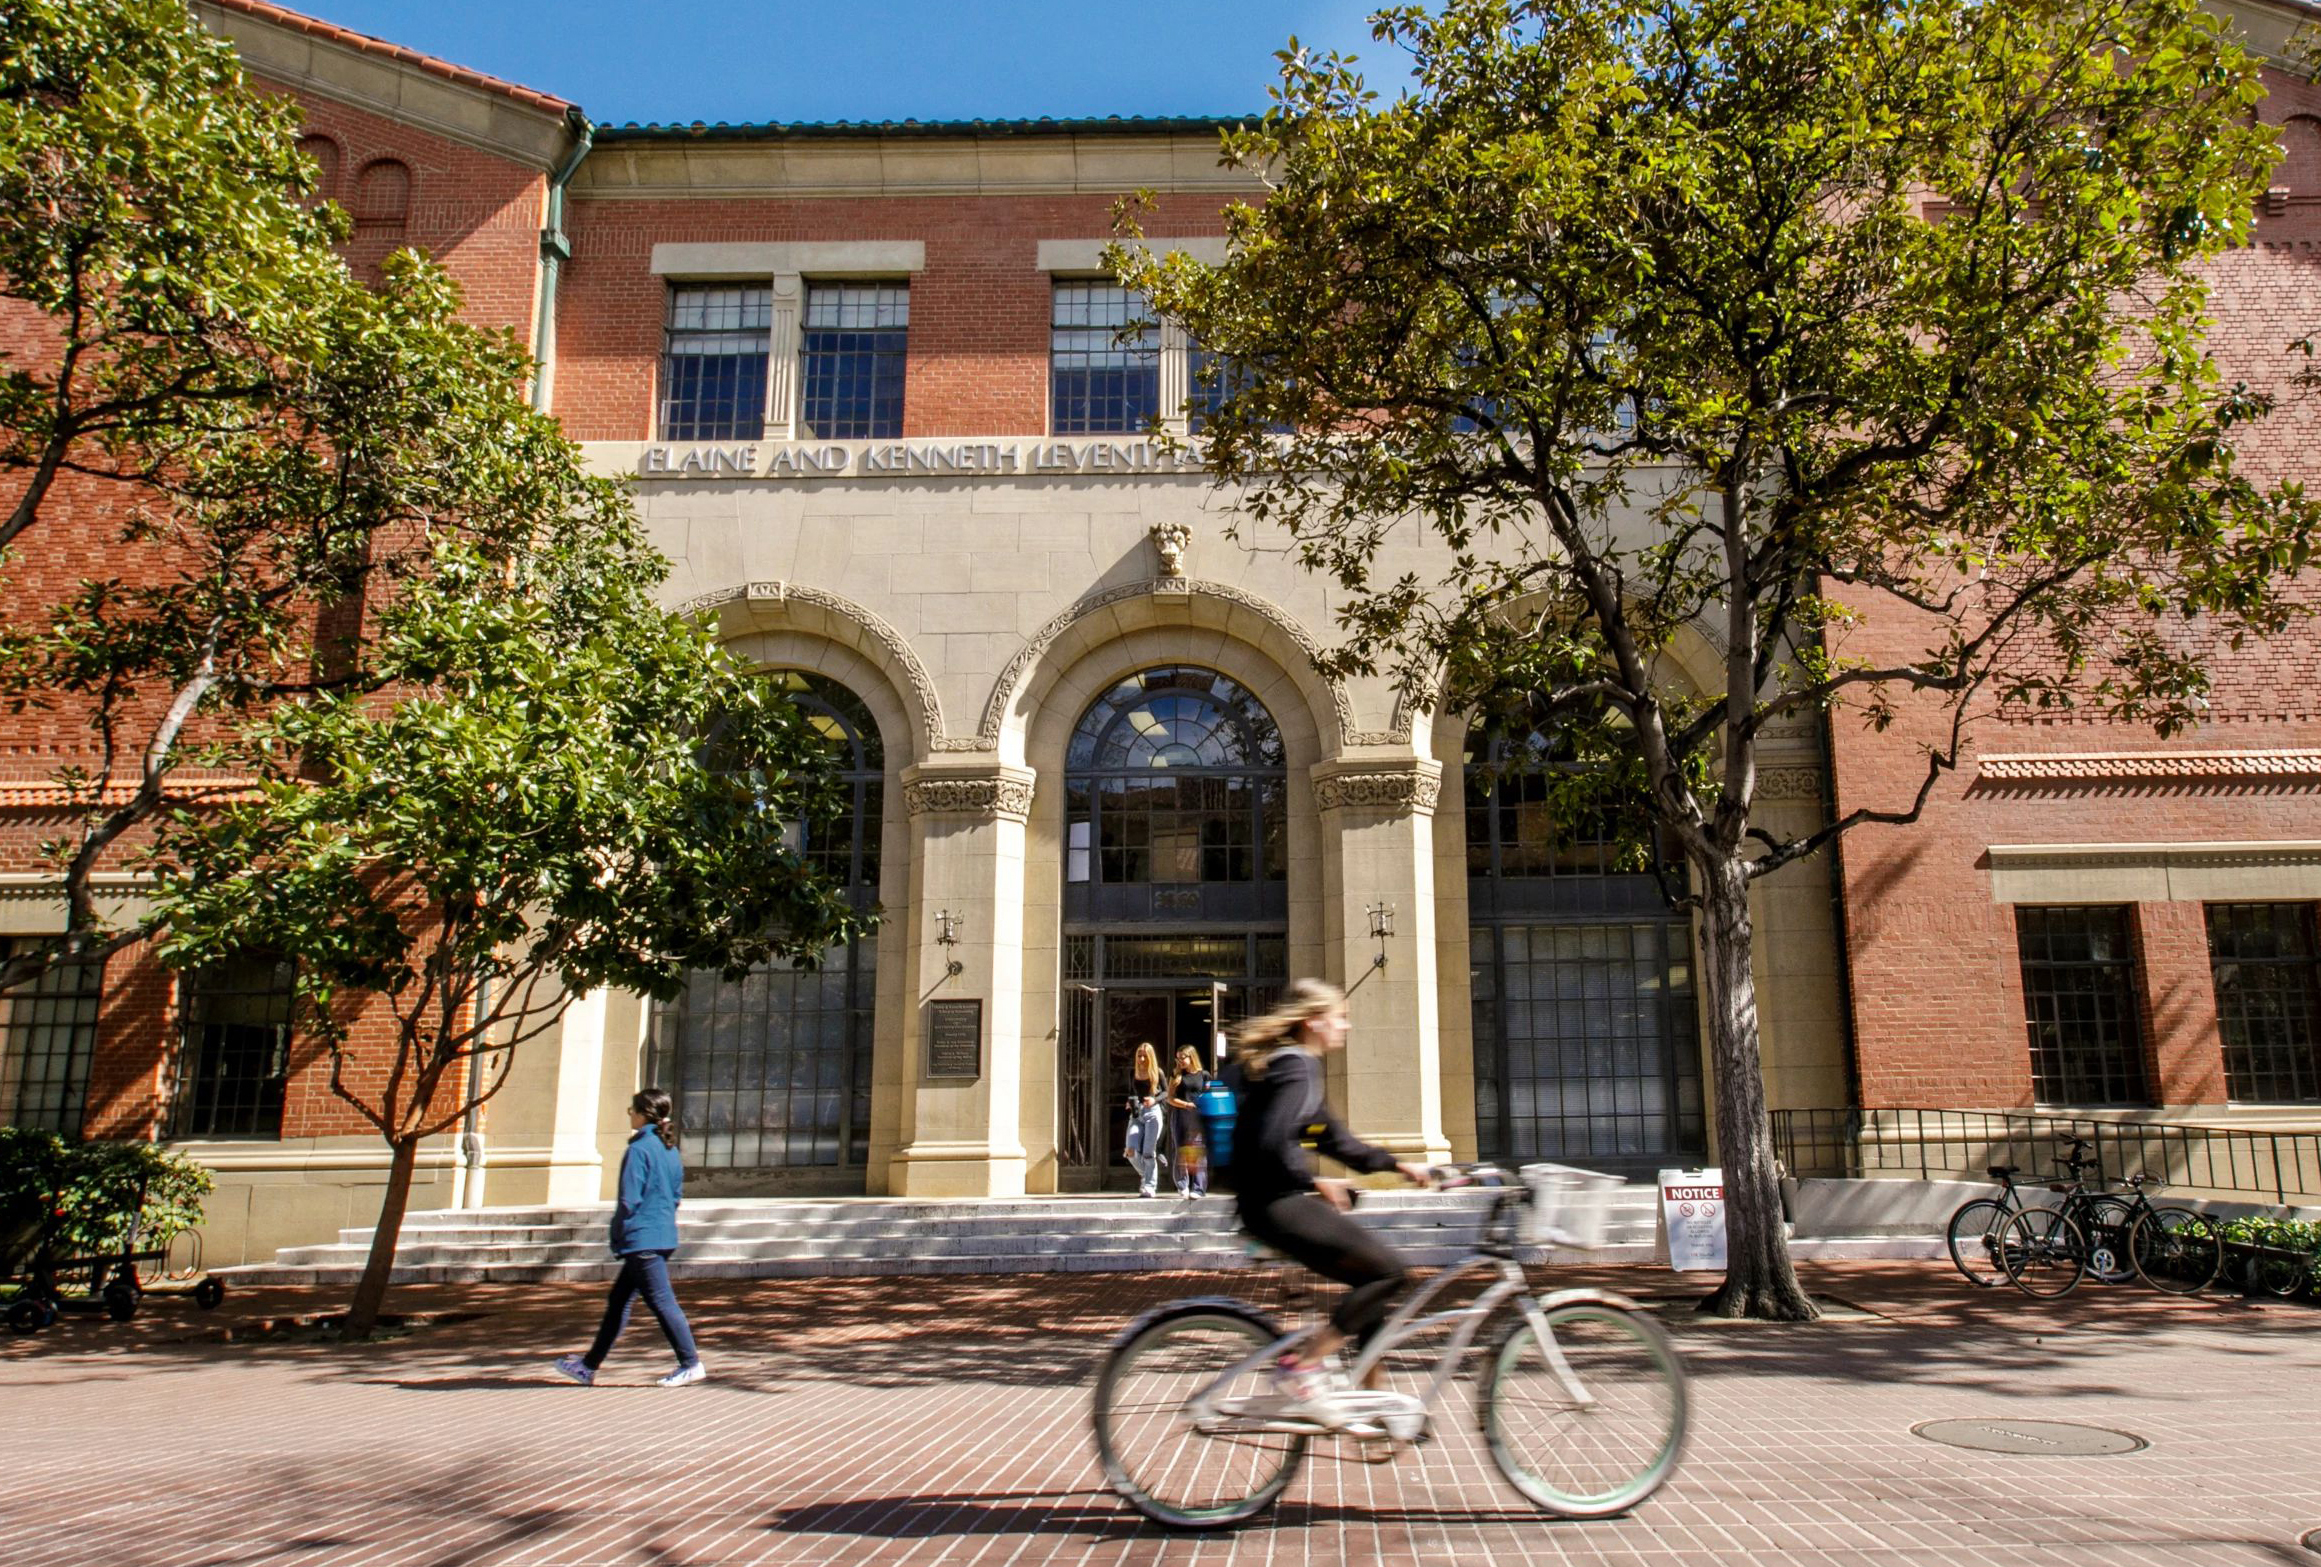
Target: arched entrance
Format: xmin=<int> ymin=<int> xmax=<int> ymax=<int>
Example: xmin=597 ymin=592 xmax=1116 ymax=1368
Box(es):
xmin=1057 ymin=665 xmax=1290 ymax=1188
xmin=647 ymin=671 xmax=882 ymax=1193
xmin=1465 ymin=726 xmax=1704 ymax=1175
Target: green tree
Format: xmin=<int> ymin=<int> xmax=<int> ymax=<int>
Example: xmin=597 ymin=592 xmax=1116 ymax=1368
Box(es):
xmin=0 ymin=0 xmax=569 ymax=988
xmin=1121 ymin=0 xmax=2315 ymax=1317
xmin=152 ymin=513 xmax=868 ymax=1336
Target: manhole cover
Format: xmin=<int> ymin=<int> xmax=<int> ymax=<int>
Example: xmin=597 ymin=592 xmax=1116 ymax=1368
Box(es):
xmin=1912 ymin=1419 xmax=2146 ymax=1456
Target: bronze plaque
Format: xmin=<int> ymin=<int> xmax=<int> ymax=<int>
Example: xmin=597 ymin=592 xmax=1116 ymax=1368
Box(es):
xmin=926 ymin=999 xmax=983 ymax=1080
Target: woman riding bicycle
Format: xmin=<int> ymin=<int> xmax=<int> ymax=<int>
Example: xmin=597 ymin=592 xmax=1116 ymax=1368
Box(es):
xmin=1226 ymin=978 xmax=1432 ymax=1409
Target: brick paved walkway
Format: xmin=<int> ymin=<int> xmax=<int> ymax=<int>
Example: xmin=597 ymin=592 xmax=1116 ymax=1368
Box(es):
xmin=5 ymin=1261 xmax=2319 ymax=1566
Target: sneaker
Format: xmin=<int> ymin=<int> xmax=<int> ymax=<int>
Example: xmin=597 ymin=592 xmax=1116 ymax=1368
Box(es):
xmin=655 ymin=1361 xmax=707 ymax=1387
xmin=552 ymin=1355 xmax=594 ymax=1386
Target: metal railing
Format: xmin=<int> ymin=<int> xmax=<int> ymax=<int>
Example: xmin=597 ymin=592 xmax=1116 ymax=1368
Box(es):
xmin=1770 ymin=1107 xmax=2321 ymax=1206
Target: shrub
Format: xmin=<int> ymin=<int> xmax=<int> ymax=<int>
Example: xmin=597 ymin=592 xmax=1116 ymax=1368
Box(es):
xmin=0 ymin=1131 xmax=213 ymax=1259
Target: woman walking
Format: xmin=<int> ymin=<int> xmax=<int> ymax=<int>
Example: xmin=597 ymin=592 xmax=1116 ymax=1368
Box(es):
xmin=1166 ymin=1043 xmax=1211 ymax=1199
xmin=1124 ymin=1041 xmax=1167 ymax=1198
xmin=1227 ymin=978 xmax=1431 ymax=1419
xmin=554 ymin=1089 xmax=706 ymax=1387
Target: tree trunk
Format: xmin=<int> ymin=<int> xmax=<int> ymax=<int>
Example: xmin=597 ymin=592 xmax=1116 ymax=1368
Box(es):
xmin=1693 ymin=853 xmax=1818 ymax=1321
xmin=344 ymin=1135 xmax=421 ymax=1338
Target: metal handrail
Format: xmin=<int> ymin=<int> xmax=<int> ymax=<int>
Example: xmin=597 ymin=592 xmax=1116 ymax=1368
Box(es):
xmin=1769 ymin=1107 xmax=2321 ymax=1206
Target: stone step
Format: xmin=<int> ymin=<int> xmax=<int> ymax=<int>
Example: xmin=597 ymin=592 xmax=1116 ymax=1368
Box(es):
xmin=222 ymin=1239 xmax=1677 ymax=1287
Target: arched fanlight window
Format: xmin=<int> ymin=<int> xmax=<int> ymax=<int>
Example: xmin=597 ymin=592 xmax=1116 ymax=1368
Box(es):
xmin=1064 ymin=667 xmax=1286 ymax=921
xmin=770 ymin=670 xmax=883 ymax=896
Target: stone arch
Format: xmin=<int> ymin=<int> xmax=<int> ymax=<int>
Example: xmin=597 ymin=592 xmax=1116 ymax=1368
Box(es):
xmin=679 ymin=581 xmax=945 ymax=760
xmin=978 ymin=579 xmax=1354 ymax=767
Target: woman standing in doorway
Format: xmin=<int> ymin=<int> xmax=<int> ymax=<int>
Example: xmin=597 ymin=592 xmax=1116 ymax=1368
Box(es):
xmin=554 ymin=1088 xmax=705 ymax=1387
xmin=1166 ymin=1044 xmax=1211 ymax=1199
xmin=1125 ymin=1041 xmax=1167 ymax=1198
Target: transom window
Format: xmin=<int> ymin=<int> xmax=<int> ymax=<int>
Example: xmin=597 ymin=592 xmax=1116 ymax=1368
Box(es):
xmin=2208 ymin=902 xmax=2321 ymax=1103
xmin=1051 ymin=282 xmax=1158 ymax=434
xmin=172 ymin=956 xmax=296 ymax=1139
xmin=659 ymin=285 xmax=772 ymax=442
xmin=2016 ymin=906 xmax=2151 ymax=1106
xmin=0 ymin=942 xmax=103 ymax=1136
xmin=801 ymin=283 xmax=908 ymax=440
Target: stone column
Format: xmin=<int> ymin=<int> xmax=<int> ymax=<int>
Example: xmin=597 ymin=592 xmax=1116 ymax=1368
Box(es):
xmin=764 ymin=272 xmax=803 ymax=441
xmin=1313 ymin=758 xmax=1454 ymax=1168
xmin=888 ymin=762 xmax=1037 ymax=1196
xmin=1159 ymin=316 xmax=1191 ymax=436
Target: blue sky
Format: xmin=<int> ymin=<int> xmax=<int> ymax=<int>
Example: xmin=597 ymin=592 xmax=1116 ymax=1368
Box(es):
xmin=286 ymin=2 xmax=1405 ymax=126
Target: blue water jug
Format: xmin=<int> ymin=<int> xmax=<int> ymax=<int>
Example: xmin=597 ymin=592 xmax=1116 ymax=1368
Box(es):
xmin=1195 ymin=1077 xmax=1238 ymax=1173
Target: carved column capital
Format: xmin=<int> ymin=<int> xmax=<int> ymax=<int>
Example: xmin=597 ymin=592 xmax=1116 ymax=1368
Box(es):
xmin=901 ymin=764 xmax=1036 ymax=822
xmin=1310 ymin=759 xmax=1442 ymax=817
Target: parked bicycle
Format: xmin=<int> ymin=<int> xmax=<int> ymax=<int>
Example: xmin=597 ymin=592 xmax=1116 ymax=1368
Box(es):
xmin=1090 ymin=1164 xmax=1687 ymax=1530
xmin=1945 ymin=1136 xmax=2129 ymax=1288
xmin=1993 ymin=1167 xmax=2223 ymax=1299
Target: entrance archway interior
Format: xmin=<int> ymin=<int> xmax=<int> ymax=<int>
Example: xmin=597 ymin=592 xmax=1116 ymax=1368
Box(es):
xmin=1465 ymin=724 xmax=1704 ymax=1178
xmin=1059 ymin=666 xmax=1289 ymax=1190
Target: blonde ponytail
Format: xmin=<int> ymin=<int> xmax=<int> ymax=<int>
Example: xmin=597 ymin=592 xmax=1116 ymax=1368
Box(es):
xmin=1230 ymin=977 xmax=1346 ymax=1077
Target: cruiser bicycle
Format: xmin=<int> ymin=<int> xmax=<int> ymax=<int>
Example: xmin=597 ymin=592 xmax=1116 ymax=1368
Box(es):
xmin=1089 ymin=1164 xmax=1688 ymax=1530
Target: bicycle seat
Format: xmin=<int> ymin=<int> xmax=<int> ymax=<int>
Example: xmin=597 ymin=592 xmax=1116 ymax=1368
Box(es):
xmin=1986 ymin=1165 xmax=2020 ymax=1180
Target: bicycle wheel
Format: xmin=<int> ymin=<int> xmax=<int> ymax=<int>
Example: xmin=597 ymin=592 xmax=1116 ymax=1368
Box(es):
xmin=1481 ymin=1296 xmax=1687 ymax=1518
xmin=1092 ymin=1298 xmax=1307 ymax=1530
xmin=2079 ymin=1198 xmax=2138 ymax=1284
xmin=2245 ymin=1249 xmax=2305 ymax=1298
xmin=1945 ymin=1199 xmax=2009 ymax=1287
xmin=2130 ymin=1208 xmax=2222 ymax=1296
xmin=1996 ymin=1208 xmax=2084 ymax=1298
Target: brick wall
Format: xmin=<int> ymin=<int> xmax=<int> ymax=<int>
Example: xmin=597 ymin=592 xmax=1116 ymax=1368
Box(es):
xmin=554 ymin=191 xmax=1232 ymax=440
xmin=1827 ymin=61 xmax=2321 ymax=1114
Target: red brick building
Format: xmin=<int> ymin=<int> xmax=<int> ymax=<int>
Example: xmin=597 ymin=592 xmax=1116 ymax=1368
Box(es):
xmin=2 ymin=0 xmax=2317 ymax=1261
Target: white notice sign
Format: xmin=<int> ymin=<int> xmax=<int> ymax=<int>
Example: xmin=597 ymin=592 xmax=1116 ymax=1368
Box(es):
xmin=1658 ymin=1167 xmax=1727 ymax=1271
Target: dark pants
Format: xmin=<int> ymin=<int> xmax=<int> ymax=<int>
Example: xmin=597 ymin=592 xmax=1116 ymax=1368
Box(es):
xmin=584 ymin=1249 xmax=699 ymax=1370
xmin=1241 ymin=1191 xmax=1409 ymax=1343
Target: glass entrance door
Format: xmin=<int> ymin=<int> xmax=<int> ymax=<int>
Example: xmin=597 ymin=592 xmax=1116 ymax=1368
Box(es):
xmin=1058 ymin=932 xmax=1283 ymax=1190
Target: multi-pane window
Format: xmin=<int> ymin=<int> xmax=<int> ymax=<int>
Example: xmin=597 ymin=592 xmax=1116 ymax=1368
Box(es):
xmin=1186 ymin=345 xmax=1290 ymax=436
xmin=0 ymin=942 xmax=102 ymax=1136
xmin=651 ymin=672 xmax=884 ymax=1175
xmin=2016 ymin=906 xmax=2151 ymax=1106
xmin=659 ymin=285 xmax=772 ymax=441
xmin=172 ymin=956 xmax=296 ymax=1139
xmin=1465 ymin=730 xmax=1637 ymax=880
xmin=800 ymin=283 xmax=908 ymax=439
xmin=1065 ymin=666 xmax=1287 ymax=887
xmin=1051 ymin=282 xmax=1158 ymax=434
xmin=2208 ymin=903 xmax=2321 ymax=1103
xmin=1470 ymin=923 xmax=1703 ymax=1163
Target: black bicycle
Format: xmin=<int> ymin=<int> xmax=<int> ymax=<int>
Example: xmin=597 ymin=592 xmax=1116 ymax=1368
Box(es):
xmin=1994 ymin=1163 xmax=2223 ymax=1299
xmin=1945 ymin=1138 xmax=2128 ymax=1288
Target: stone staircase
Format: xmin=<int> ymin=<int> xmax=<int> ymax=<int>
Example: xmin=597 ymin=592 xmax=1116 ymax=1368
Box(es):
xmin=220 ymin=1185 xmax=1670 ymax=1285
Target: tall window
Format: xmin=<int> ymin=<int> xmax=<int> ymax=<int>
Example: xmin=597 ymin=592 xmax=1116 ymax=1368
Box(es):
xmin=649 ymin=673 xmax=882 ymax=1175
xmin=1051 ymin=282 xmax=1158 ymax=434
xmin=173 ymin=956 xmax=296 ymax=1139
xmin=1465 ymin=726 xmax=1702 ymax=1166
xmin=1064 ymin=666 xmax=1287 ymax=924
xmin=2016 ymin=906 xmax=2150 ymax=1106
xmin=1186 ymin=345 xmax=1288 ymax=435
xmin=0 ymin=942 xmax=102 ymax=1135
xmin=660 ymin=285 xmax=772 ymax=442
xmin=800 ymin=283 xmax=908 ymax=439
xmin=2209 ymin=903 xmax=2321 ymax=1103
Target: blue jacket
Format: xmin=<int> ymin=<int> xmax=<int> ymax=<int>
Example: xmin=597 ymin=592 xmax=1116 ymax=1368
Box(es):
xmin=609 ymin=1128 xmax=683 ymax=1256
